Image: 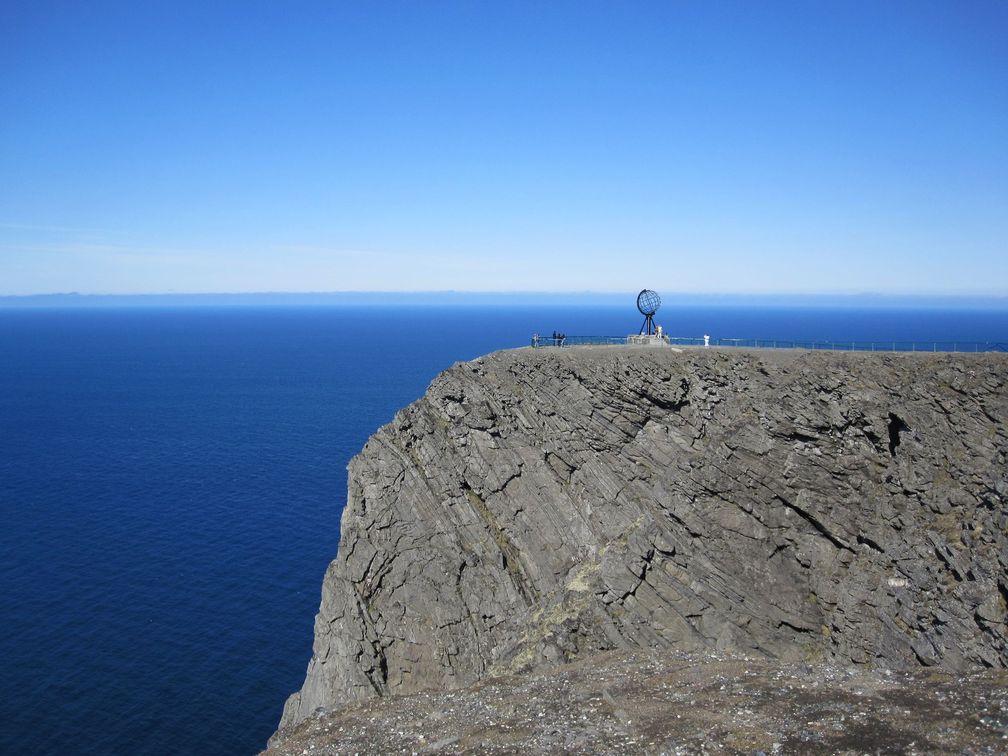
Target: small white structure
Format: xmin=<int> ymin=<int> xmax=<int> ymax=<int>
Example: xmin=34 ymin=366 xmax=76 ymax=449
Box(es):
xmin=626 ymin=333 xmax=671 ymax=346
xmin=704 ymin=334 xmax=710 ymax=348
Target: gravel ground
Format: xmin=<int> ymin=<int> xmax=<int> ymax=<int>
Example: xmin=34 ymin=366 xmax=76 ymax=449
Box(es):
xmin=264 ymin=650 xmax=1008 ymax=754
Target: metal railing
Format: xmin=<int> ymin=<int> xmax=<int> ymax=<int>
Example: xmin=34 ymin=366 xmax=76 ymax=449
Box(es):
xmin=531 ymin=334 xmax=1007 ymax=353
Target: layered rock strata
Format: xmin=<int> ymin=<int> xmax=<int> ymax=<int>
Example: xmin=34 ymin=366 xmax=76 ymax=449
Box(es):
xmin=277 ymin=346 xmax=1007 ymax=735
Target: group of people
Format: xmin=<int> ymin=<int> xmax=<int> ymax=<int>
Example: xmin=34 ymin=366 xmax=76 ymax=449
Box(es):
xmin=530 ymin=331 xmax=567 ymax=347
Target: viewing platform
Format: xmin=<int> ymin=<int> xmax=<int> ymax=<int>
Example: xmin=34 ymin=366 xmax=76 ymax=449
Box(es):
xmin=531 ymin=334 xmax=1007 ymax=354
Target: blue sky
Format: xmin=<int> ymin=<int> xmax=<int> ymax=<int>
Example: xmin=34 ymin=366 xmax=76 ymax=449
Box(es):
xmin=1 ymin=1 xmax=1005 ymax=296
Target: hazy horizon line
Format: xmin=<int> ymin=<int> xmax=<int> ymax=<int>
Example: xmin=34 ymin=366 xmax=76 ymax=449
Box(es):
xmin=3 ymin=290 xmax=1008 ymax=309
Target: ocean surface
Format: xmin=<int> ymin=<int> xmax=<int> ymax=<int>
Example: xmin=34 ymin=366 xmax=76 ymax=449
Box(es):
xmin=1 ymin=304 xmax=1006 ymax=755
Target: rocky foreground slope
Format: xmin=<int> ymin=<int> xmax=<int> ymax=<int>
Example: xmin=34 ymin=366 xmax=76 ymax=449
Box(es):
xmin=265 ymin=650 xmax=1007 ymax=754
xmin=273 ymin=346 xmax=1007 ymax=744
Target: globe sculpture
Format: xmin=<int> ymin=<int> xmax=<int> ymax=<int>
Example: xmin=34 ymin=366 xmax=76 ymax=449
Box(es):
xmin=637 ymin=289 xmax=661 ymax=335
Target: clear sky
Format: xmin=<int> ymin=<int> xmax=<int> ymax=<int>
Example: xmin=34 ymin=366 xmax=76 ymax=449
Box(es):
xmin=1 ymin=1 xmax=1006 ymax=296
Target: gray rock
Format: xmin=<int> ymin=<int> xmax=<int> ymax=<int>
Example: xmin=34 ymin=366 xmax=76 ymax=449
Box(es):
xmin=274 ymin=346 xmax=1008 ymax=739
xmin=263 ymin=649 xmax=1008 ymax=755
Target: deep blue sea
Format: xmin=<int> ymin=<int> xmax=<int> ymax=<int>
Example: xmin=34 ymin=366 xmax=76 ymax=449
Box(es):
xmin=1 ymin=304 xmax=1006 ymax=755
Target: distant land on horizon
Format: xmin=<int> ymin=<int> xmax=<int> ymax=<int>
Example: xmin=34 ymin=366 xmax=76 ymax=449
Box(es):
xmin=2 ymin=291 xmax=1008 ymax=310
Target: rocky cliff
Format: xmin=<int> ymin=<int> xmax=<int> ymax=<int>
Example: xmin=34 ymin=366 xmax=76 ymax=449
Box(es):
xmin=276 ymin=346 xmax=1007 ymax=737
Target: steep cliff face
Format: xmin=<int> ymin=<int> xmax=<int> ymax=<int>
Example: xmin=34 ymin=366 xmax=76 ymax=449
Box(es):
xmin=277 ymin=346 xmax=1007 ymax=734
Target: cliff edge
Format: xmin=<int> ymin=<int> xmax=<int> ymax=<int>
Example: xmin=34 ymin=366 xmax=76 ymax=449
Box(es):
xmin=275 ymin=346 xmax=1007 ymax=738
